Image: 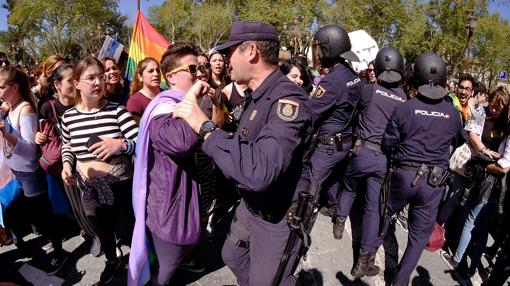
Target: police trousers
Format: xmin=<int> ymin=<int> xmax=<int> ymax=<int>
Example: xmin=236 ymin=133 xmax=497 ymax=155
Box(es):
xmin=378 ymin=168 xmax=444 ymax=285
xmin=222 ymin=200 xmax=299 ymax=286
xmin=296 ymin=141 xmax=351 ymax=206
xmin=337 ymin=147 xmax=387 ymax=252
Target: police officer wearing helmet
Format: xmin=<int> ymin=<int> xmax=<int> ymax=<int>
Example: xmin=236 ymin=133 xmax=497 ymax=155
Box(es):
xmin=378 ymin=52 xmax=466 ymax=285
xmin=296 ymin=25 xmax=362 ymax=225
xmin=335 ymin=47 xmax=407 ymax=277
xmin=173 ymin=21 xmax=311 ymax=285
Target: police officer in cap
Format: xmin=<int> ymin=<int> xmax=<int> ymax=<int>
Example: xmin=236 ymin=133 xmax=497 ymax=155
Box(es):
xmin=335 ymin=47 xmax=407 ymax=276
xmin=296 ymin=24 xmax=362 ymax=226
xmin=173 ymin=21 xmax=311 ymax=285
xmin=378 ymin=52 xmax=466 ymax=285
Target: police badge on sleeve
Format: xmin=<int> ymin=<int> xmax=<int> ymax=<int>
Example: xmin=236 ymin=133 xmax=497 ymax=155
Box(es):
xmin=277 ymin=99 xmax=300 ymax=121
xmin=313 ymin=85 xmax=325 ymax=98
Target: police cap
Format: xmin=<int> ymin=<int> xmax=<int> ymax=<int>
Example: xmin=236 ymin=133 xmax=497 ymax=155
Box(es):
xmin=374 ymin=47 xmax=404 ymax=84
xmin=214 ymin=21 xmax=279 ymax=52
xmin=414 ymin=52 xmax=447 ymax=100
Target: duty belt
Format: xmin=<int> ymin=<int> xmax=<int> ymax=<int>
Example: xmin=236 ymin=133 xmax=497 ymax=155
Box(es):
xmin=360 ymin=140 xmax=382 ymax=153
xmin=245 ymin=202 xmax=282 ymax=224
xmin=317 ymin=133 xmax=353 ymax=146
xmin=398 ymin=163 xmax=448 ymax=188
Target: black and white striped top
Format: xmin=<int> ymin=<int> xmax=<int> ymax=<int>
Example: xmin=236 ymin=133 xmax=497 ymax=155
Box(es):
xmin=61 ymin=101 xmax=138 ymax=164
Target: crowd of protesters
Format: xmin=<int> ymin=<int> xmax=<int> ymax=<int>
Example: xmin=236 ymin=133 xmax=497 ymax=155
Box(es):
xmin=0 ymin=18 xmax=509 ymax=286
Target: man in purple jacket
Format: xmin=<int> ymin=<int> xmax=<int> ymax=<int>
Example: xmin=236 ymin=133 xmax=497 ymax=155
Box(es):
xmin=174 ymin=22 xmax=312 ymax=286
xmin=128 ymin=42 xmax=216 ymax=286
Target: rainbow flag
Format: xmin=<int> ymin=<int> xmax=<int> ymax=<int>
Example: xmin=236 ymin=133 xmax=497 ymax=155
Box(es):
xmin=124 ymin=11 xmax=170 ymax=95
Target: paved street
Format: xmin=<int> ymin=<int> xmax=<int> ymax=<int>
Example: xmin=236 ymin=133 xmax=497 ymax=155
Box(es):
xmin=0 ymin=208 xmax=492 ymax=286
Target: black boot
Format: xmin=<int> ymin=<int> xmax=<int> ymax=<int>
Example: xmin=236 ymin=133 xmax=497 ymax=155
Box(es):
xmin=333 ymin=216 xmax=346 ymax=240
xmin=351 ymin=250 xmax=380 ymax=278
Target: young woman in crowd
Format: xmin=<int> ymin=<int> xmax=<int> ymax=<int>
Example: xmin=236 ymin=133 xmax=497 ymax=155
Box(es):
xmin=35 ymin=63 xmax=103 ymax=257
xmin=208 ymin=51 xmax=229 ymax=89
xmin=126 ymin=57 xmax=161 ymax=123
xmin=280 ymin=59 xmax=312 ymax=94
xmin=60 ymin=57 xmax=138 ymax=283
xmin=35 ymin=64 xmax=76 ymax=153
xmin=0 ymin=66 xmax=66 ymax=274
xmin=33 ymin=54 xmax=65 ymax=111
xmin=103 ymin=57 xmax=124 ymax=104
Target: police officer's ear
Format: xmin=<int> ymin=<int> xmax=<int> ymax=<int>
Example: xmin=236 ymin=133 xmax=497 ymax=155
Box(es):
xmin=244 ymin=42 xmax=260 ymax=63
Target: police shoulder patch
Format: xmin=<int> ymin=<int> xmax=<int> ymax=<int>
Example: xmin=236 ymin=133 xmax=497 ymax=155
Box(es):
xmin=277 ymin=99 xmax=300 ymax=121
xmin=313 ymin=85 xmax=326 ymax=98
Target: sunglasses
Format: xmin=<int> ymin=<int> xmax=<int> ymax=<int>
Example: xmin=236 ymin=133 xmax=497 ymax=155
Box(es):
xmin=0 ymin=60 xmax=9 ymax=67
xmin=170 ymin=63 xmax=211 ymax=75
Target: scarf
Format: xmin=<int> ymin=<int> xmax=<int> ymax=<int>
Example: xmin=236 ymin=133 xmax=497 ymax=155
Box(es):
xmin=127 ymin=89 xmax=185 ymax=286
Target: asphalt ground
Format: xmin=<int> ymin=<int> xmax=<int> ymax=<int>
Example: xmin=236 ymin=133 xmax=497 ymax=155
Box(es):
xmin=0 ymin=202 xmax=503 ymax=286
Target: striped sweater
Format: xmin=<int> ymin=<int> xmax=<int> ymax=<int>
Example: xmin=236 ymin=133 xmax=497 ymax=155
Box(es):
xmin=61 ymin=101 xmax=138 ymax=164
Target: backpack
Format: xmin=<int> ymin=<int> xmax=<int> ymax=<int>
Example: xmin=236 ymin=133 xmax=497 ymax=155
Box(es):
xmin=39 ymin=100 xmax=63 ymax=177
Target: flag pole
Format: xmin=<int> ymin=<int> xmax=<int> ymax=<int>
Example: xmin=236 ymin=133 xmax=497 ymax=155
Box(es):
xmin=137 ymin=0 xmax=140 ymax=11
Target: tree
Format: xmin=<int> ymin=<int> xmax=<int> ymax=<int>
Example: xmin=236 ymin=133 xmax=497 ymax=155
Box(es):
xmin=148 ymin=0 xmax=193 ymax=44
xmin=5 ymin=0 xmax=128 ymax=61
xmin=235 ymin=0 xmax=327 ymax=56
xmin=471 ymin=14 xmax=510 ymax=88
xmin=188 ymin=1 xmax=235 ymax=52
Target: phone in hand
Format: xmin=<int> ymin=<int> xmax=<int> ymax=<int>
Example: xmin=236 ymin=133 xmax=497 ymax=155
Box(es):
xmin=85 ymin=135 xmax=102 ymax=148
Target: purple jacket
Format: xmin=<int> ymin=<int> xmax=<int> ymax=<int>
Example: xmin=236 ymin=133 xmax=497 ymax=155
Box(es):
xmin=127 ymin=89 xmax=200 ymax=286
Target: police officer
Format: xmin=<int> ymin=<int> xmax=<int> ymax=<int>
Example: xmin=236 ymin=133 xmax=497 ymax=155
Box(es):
xmin=334 ymin=47 xmax=407 ymax=276
xmin=378 ymin=52 xmax=466 ymax=285
xmin=173 ymin=21 xmax=311 ymax=286
xmin=296 ymin=25 xmax=362 ymax=227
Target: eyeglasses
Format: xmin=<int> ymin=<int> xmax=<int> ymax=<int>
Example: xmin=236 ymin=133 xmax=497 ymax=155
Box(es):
xmin=367 ymin=68 xmax=375 ymax=73
xmin=80 ymin=74 xmax=106 ymax=83
xmin=170 ymin=63 xmax=211 ymax=75
xmin=458 ymin=85 xmax=472 ymax=92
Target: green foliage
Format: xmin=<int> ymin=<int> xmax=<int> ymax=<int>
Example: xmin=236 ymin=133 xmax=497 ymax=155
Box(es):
xmin=148 ymin=0 xmax=193 ymax=44
xmin=2 ymin=0 xmax=510 ymax=87
xmin=471 ymin=14 xmax=510 ymax=87
xmin=4 ymin=0 xmax=128 ymax=62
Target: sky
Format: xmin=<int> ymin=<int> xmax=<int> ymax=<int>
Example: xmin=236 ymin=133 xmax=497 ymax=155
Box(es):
xmin=0 ymin=0 xmax=510 ymax=31
xmin=0 ymin=0 xmax=166 ymax=31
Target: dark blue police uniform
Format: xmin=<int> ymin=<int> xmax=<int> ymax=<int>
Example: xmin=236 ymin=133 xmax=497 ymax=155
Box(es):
xmin=296 ymin=63 xmax=362 ymax=209
xmin=379 ymin=95 xmax=466 ymax=285
xmin=336 ymin=83 xmax=406 ymax=251
xmin=202 ymin=69 xmax=311 ymax=286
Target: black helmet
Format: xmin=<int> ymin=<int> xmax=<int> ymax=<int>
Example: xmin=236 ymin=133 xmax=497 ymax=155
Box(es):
xmin=374 ymin=47 xmax=404 ymax=84
xmin=312 ymin=25 xmax=359 ymax=68
xmin=413 ymin=52 xmax=447 ymax=100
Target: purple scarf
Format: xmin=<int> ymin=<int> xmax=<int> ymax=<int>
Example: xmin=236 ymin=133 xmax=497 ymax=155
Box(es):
xmin=128 ymin=89 xmax=185 ymax=286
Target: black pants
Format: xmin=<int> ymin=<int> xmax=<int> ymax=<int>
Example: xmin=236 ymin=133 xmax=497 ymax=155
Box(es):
xmin=10 ymin=168 xmax=63 ymax=252
xmin=63 ymin=183 xmax=99 ymax=237
xmin=80 ymin=179 xmax=134 ymax=261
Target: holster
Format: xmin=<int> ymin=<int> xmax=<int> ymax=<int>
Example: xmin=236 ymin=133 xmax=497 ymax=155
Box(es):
xmin=411 ymin=164 xmax=430 ymax=187
xmin=427 ymin=166 xmax=449 ymax=187
xmin=401 ymin=164 xmax=448 ymax=188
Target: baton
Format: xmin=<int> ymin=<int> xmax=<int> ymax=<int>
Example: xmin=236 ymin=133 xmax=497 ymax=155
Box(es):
xmin=272 ymin=191 xmax=313 ymax=286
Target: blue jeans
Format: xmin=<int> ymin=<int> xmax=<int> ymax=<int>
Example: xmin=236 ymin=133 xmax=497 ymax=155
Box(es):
xmin=453 ymin=201 xmax=485 ymax=262
xmin=12 ymin=168 xmax=47 ymax=197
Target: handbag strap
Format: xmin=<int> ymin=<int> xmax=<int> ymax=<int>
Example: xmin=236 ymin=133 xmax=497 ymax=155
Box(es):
xmin=49 ymin=99 xmax=58 ymax=121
